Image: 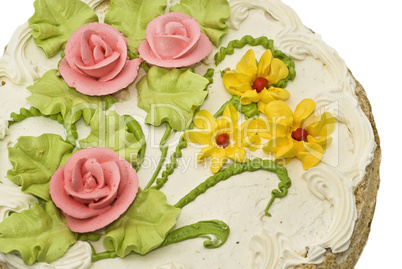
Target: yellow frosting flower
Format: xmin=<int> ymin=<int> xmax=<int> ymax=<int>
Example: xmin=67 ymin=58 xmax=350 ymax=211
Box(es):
xmin=262 ymin=99 xmax=335 ymax=169
xmin=183 ymin=104 xmax=247 ymax=173
xmin=222 ymin=49 xmax=290 ymax=114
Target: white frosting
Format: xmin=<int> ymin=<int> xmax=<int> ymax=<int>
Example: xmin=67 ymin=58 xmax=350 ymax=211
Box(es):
xmin=0 ymin=242 xmax=92 ymax=269
xmin=0 ymin=118 xmax=8 ymax=139
xmin=0 ymin=184 xmax=38 ymax=222
xmin=0 ymin=22 xmax=39 ymax=85
xmin=0 ymin=0 xmax=377 ymax=268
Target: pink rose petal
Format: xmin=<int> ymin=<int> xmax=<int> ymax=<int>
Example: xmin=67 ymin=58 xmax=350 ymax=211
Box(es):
xmin=59 ymin=22 xmax=142 ymax=96
xmin=139 ymin=12 xmax=212 ymax=68
xmin=59 ymin=57 xmax=142 ymax=96
xmin=139 ymin=32 xmax=212 ymax=68
xmin=49 ymin=147 xmax=139 ymax=232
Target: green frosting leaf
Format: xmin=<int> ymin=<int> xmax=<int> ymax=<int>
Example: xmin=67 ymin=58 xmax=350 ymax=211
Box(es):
xmin=104 ymin=0 xmax=167 ymax=56
xmin=7 ymin=134 xmax=74 ymax=201
xmin=103 ymin=189 xmax=181 ymax=256
xmin=79 ymin=109 xmax=142 ymax=166
xmin=0 ymin=202 xmax=77 ymax=265
xmin=137 ymin=66 xmax=209 ymax=131
xmin=26 ymin=69 xmax=116 ymax=124
xmin=28 ymin=0 xmax=98 ymax=58
xmin=170 ymin=0 xmax=230 ymax=46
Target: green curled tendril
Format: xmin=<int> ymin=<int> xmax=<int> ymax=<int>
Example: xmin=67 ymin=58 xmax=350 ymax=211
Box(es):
xmin=159 ymin=220 xmax=230 ymax=249
xmin=9 ymin=107 xmax=78 ymax=146
xmin=123 ymin=115 xmax=147 ymax=171
xmin=174 ymin=158 xmax=291 ymax=217
xmin=145 ymin=123 xmax=173 ymax=189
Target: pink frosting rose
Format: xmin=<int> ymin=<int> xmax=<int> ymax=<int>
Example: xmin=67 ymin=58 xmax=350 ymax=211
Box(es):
xmin=138 ymin=12 xmax=213 ymax=68
xmin=49 ymin=147 xmax=139 ymax=233
xmin=59 ymin=22 xmax=142 ymax=96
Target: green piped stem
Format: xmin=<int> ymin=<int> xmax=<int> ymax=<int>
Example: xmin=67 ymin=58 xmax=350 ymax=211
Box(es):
xmin=153 ymin=135 xmax=188 ymax=190
xmin=203 ymin=68 xmax=215 ymax=86
xmin=174 ymin=158 xmax=291 ymax=216
xmin=8 ymin=107 xmax=78 ymax=145
xmin=145 ymin=123 xmax=173 ymax=190
xmin=124 ymin=115 xmax=146 ymax=171
xmin=91 ymin=250 xmax=118 ymax=263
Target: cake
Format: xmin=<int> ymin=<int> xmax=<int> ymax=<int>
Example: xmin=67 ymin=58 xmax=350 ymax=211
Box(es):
xmin=0 ymin=0 xmax=380 ymax=268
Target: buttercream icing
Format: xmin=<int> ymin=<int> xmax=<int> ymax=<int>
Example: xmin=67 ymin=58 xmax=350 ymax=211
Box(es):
xmin=0 ymin=0 xmax=377 ymax=268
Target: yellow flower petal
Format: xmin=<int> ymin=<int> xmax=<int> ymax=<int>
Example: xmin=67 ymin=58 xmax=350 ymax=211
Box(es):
xmin=263 ymin=136 xmax=297 ymax=160
xmin=293 ymin=98 xmax=315 ymax=128
xmin=183 ymin=130 xmax=213 ymax=145
xmin=267 ymin=58 xmax=289 ymax=85
xmin=225 ymin=146 xmax=247 ymax=162
xmin=255 ymin=118 xmax=271 ymax=139
xmin=210 ymin=148 xmax=227 ymax=173
xmin=242 ymin=134 xmax=261 ymax=151
xmin=258 ymin=101 xmax=268 ymax=115
xmin=296 ymin=142 xmax=324 ymax=170
xmin=264 ymin=100 xmax=294 ymax=127
xmin=222 ymin=104 xmax=240 ymax=126
xmin=193 ymin=110 xmax=217 ymax=130
xmin=236 ymin=49 xmax=258 ymax=76
xmin=197 ymin=146 xmax=217 ymax=161
xmin=241 ymin=118 xmax=257 ymax=136
xmin=257 ymin=49 xmax=273 ymax=78
xmin=258 ymin=89 xmax=277 ymax=104
xmin=267 ymin=87 xmax=290 ymax=100
xmin=216 ymin=119 xmax=231 ymax=131
xmin=269 ymin=121 xmax=289 ymax=137
xmin=240 ymin=89 xmax=260 ymax=105
xmin=306 ymin=112 xmax=335 ymax=137
xmin=222 ymin=72 xmax=254 ymax=95
xmin=307 ymin=135 xmax=333 ymax=150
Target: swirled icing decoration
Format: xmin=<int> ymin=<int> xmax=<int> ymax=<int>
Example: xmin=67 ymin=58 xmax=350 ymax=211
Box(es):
xmin=303 ymin=164 xmax=357 ymax=253
xmin=0 ymin=184 xmax=37 ymax=222
xmin=0 ymin=241 xmax=92 ymax=269
xmin=312 ymin=90 xmax=376 ymax=186
xmin=0 ymin=22 xmax=39 ymax=85
xmin=249 ymin=231 xmax=325 ymax=269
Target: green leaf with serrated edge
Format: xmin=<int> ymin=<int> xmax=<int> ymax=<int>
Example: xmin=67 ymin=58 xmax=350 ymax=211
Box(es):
xmin=137 ymin=66 xmax=209 ymax=131
xmin=104 ymin=0 xmax=167 ymax=56
xmin=170 ymin=0 xmax=230 ymax=46
xmin=7 ymin=134 xmax=74 ymax=201
xmin=28 ymin=0 xmax=98 ymax=58
xmin=0 ymin=202 xmax=77 ymax=265
xmin=79 ymin=109 xmax=142 ymax=166
xmin=26 ymin=69 xmax=115 ymax=125
xmin=103 ymin=189 xmax=181 ymax=256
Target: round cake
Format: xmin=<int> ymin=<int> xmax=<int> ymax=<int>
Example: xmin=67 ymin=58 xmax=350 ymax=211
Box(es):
xmin=0 ymin=0 xmax=380 ymax=268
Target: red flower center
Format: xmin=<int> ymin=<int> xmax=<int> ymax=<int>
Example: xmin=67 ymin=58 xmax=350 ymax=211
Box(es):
xmin=291 ymin=128 xmax=309 ymax=142
xmin=252 ymin=77 xmax=269 ymax=93
xmin=216 ymin=133 xmax=230 ymax=148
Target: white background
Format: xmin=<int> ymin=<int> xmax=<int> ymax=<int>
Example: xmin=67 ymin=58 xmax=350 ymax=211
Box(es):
xmin=0 ymin=0 xmax=400 ymax=268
